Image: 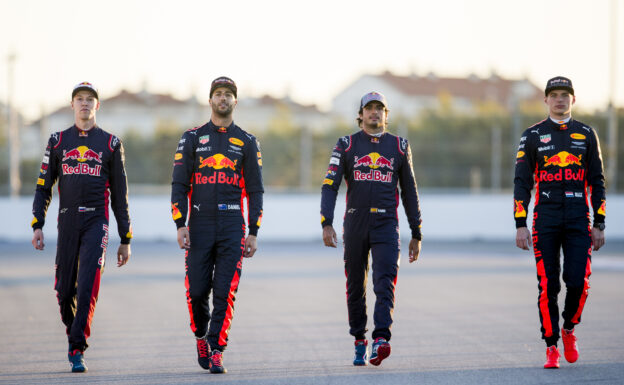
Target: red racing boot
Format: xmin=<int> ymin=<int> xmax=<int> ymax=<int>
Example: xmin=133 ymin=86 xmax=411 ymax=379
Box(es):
xmin=544 ymin=345 xmax=560 ymax=369
xmin=561 ymin=329 xmax=579 ymax=363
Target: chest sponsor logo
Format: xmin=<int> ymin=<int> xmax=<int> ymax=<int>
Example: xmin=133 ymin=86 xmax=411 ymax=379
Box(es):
xmin=353 ymin=152 xmax=394 ymax=170
xmin=543 ymin=151 xmax=582 ymax=167
xmin=538 ymin=145 xmax=554 ymax=152
xmin=199 ymin=154 xmax=237 ymax=170
xmin=354 ymin=170 xmax=392 ymax=183
xmin=540 ymin=134 xmax=551 ymax=144
xmin=537 ymin=168 xmax=585 ymax=182
xmin=62 ymin=163 xmax=102 ymax=176
xmin=229 ymin=137 xmax=244 ymax=146
xmin=570 ymin=133 xmax=586 ymax=140
xmin=197 ymin=146 xmax=211 ymax=152
xmin=62 ymin=146 xmax=102 ymax=163
xmin=194 ymin=171 xmax=242 ymax=187
xmin=199 ymin=135 xmax=210 ymax=144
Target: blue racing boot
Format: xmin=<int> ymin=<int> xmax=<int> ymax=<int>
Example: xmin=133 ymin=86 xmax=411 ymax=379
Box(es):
xmin=68 ymin=349 xmax=87 ymax=373
xmin=369 ymin=337 xmax=391 ymax=366
xmin=353 ymin=339 xmax=368 ymax=366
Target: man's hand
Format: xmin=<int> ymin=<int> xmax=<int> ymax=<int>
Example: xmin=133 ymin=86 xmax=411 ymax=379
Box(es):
xmin=591 ymin=227 xmax=605 ymax=251
xmin=177 ymin=227 xmax=190 ymax=249
xmin=117 ymin=244 xmax=131 ymax=267
xmin=408 ymin=238 xmax=421 ymax=263
xmin=516 ymin=227 xmax=532 ymax=250
xmin=32 ymin=229 xmax=45 ymax=250
xmin=322 ymin=225 xmax=338 ymax=248
xmin=244 ymin=235 xmax=257 ymax=258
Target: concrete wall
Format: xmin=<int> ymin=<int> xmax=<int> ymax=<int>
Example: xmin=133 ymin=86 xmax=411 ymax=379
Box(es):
xmin=3 ymin=193 xmax=623 ymax=244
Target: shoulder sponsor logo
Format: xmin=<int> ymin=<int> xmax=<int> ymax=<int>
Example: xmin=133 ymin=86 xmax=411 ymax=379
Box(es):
xmin=177 ymin=146 xmax=184 ymax=151
xmin=570 ymin=133 xmax=586 ymax=140
xmin=199 ymin=135 xmax=210 ymax=144
xmin=400 ymin=138 xmax=408 ymax=150
xmin=111 ymin=136 xmax=119 ymax=148
xmin=517 ymin=144 xmax=525 ymax=150
xmin=174 ymin=153 xmax=183 ymax=160
xmin=516 ymin=151 xmax=525 ymax=158
xmin=178 ymin=138 xmax=186 ymax=144
xmin=42 ymin=155 xmax=49 ymax=164
xmin=520 ymin=136 xmax=527 ymax=142
xmin=329 ymin=157 xmax=340 ymax=165
xmin=540 ymin=134 xmax=551 ymax=144
xmin=229 ymin=137 xmax=244 ymax=146
xmin=582 ymin=126 xmax=590 ymax=132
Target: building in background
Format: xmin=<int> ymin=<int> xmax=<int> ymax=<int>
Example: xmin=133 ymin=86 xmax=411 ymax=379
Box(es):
xmin=332 ymin=71 xmax=544 ymax=122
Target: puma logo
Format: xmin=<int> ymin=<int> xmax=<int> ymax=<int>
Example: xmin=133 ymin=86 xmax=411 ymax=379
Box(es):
xmin=193 ymin=204 xmax=201 ymax=211
xmin=542 ymin=191 xmax=551 ymax=199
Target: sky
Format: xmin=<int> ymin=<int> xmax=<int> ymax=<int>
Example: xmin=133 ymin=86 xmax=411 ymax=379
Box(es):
xmin=1 ymin=0 xmax=623 ymax=121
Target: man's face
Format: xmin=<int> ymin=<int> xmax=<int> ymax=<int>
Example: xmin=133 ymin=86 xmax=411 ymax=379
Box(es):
xmin=545 ymin=89 xmax=575 ymax=118
xmin=360 ymin=101 xmax=387 ymax=129
xmin=71 ymin=90 xmax=99 ymax=120
xmin=210 ymin=87 xmax=237 ymax=117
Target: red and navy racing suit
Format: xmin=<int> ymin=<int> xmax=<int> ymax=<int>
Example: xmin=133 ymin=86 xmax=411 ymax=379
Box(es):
xmin=320 ymin=130 xmax=422 ymax=341
xmin=171 ymin=120 xmax=263 ymax=351
xmin=31 ymin=125 xmax=132 ymax=352
xmin=513 ymin=117 xmax=605 ymax=345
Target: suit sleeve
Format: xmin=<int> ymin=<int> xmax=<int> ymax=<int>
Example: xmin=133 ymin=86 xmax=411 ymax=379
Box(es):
xmin=109 ymin=136 xmax=133 ymax=244
xmin=171 ymin=131 xmax=196 ymax=229
xmin=586 ymin=127 xmax=606 ymax=224
xmin=320 ymin=138 xmax=346 ymax=228
xmin=398 ymin=139 xmax=422 ymax=240
xmin=243 ymin=136 xmax=264 ymax=236
xmin=513 ymin=130 xmax=536 ymax=228
xmin=31 ymin=134 xmax=60 ymax=230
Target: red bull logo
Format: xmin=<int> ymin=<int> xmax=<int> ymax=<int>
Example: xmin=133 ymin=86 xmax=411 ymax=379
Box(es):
xmin=194 ymin=171 xmax=243 ymax=187
xmin=598 ymin=200 xmax=606 ymax=216
xmin=543 ymin=151 xmax=582 ymax=167
xmin=514 ymin=200 xmax=527 ymax=218
xmin=62 ymin=146 xmax=102 ymax=163
xmin=537 ymin=168 xmax=585 ymax=182
xmin=353 ymin=152 xmax=394 ymax=170
xmin=199 ymin=154 xmax=237 ymax=170
xmin=171 ymin=203 xmax=182 ymax=220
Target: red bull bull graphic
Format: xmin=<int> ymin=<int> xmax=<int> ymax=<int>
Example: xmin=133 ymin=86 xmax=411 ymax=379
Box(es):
xmin=171 ymin=203 xmax=182 ymax=220
xmin=62 ymin=146 xmax=102 ymax=163
xmin=598 ymin=199 xmax=606 ymax=216
xmin=514 ymin=200 xmax=527 ymax=218
xmin=543 ymin=151 xmax=582 ymax=167
xmin=353 ymin=152 xmax=394 ymax=170
xmin=199 ymin=154 xmax=237 ymax=170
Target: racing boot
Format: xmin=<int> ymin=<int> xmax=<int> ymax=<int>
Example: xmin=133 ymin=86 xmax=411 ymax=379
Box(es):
xmin=68 ymin=349 xmax=87 ymax=373
xmin=353 ymin=339 xmax=368 ymax=366
xmin=196 ymin=337 xmax=211 ymax=369
xmin=209 ymin=350 xmax=227 ymax=374
xmin=543 ymin=345 xmax=560 ymax=369
xmin=369 ymin=337 xmax=391 ymax=366
xmin=561 ymin=329 xmax=579 ymax=363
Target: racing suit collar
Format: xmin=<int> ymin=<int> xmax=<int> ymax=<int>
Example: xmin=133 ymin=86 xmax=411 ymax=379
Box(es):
xmin=208 ymin=120 xmax=235 ymax=133
xmin=546 ymin=116 xmax=572 ymax=131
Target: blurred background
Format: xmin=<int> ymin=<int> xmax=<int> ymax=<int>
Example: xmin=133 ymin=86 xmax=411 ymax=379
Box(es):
xmin=1 ymin=0 xmax=623 ymax=242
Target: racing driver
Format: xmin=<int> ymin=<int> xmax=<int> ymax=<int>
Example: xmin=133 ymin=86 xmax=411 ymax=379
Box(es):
xmin=171 ymin=76 xmax=264 ymax=374
xmin=514 ymin=76 xmax=606 ymax=369
xmin=31 ymin=81 xmax=132 ymax=373
xmin=321 ymin=91 xmax=422 ymax=366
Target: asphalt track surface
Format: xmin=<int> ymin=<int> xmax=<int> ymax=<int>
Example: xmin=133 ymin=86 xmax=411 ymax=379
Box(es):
xmin=1 ymin=240 xmax=623 ymax=385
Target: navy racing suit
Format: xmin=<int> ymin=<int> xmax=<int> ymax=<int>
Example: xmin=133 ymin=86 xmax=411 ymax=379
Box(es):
xmin=31 ymin=125 xmax=132 ymax=352
xmin=171 ymin=120 xmax=263 ymax=351
xmin=320 ymin=130 xmax=422 ymax=341
xmin=514 ymin=117 xmax=605 ymax=345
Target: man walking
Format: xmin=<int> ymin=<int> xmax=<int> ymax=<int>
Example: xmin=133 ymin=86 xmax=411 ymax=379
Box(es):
xmin=514 ymin=76 xmax=606 ymax=368
xmin=320 ymin=91 xmax=422 ymax=366
xmin=171 ymin=76 xmax=264 ymax=374
xmin=31 ymin=82 xmax=133 ymax=373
